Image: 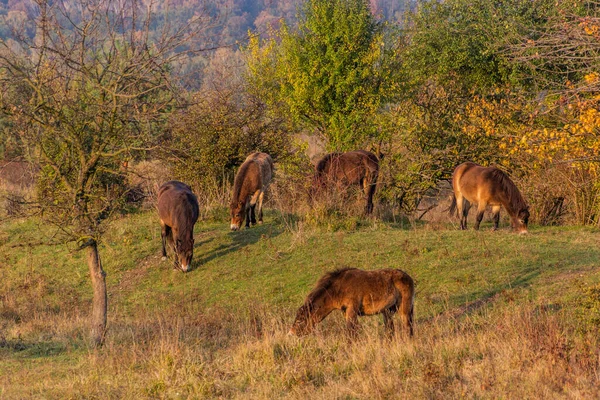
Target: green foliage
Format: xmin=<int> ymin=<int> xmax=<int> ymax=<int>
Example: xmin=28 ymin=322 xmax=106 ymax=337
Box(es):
xmin=169 ymin=90 xmax=292 ymax=198
xmin=378 ymin=0 xmax=561 ymax=211
xmin=403 ymin=0 xmax=557 ymax=92
xmin=246 ymin=0 xmax=400 ymax=151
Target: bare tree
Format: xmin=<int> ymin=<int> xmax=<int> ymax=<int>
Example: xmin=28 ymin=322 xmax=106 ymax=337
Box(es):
xmin=510 ymin=2 xmax=600 ymax=100
xmin=0 ymin=0 xmax=214 ymax=346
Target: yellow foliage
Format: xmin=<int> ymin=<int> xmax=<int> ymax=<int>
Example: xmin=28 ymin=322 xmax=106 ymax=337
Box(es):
xmin=503 ymin=97 xmax=600 ymax=172
xmin=584 ymin=72 xmax=599 ymax=84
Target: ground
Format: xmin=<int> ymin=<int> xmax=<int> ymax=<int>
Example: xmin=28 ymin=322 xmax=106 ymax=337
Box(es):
xmin=0 ymin=211 xmax=599 ymax=398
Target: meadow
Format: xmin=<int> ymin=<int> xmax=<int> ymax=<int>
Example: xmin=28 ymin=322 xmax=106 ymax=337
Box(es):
xmin=1 ymin=210 xmax=599 ymax=398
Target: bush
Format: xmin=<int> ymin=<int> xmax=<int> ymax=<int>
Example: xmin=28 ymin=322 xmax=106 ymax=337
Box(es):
xmin=168 ymin=89 xmax=293 ymax=209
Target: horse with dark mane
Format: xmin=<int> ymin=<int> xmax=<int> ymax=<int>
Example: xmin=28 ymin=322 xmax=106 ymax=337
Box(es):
xmin=289 ymin=268 xmax=415 ymax=338
xmin=157 ymin=181 xmax=199 ymax=272
xmin=312 ymin=150 xmax=379 ymax=214
xmin=230 ymin=152 xmax=274 ymax=231
xmin=449 ymin=162 xmax=530 ymax=233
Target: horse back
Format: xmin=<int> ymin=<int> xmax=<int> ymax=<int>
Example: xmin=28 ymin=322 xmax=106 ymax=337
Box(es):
xmin=350 ymin=150 xmax=379 ymax=171
xmin=328 ymin=269 xmax=406 ymax=314
xmin=316 ymin=150 xmax=379 ymax=184
xmin=157 ymin=181 xmax=199 ymax=229
xmin=232 ymin=153 xmax=273 ymax=205
xmin=452 ymin=162 xmax=490 ymax=199
xmin=453 ymin=162 xmax=517 ymax=205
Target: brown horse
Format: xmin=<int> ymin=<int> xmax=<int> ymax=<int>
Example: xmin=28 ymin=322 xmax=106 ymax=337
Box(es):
xmin=289 ymin=268 xmax=415 ymax=338
xmin=313 ymin=150 xmax=379 ymax=214
xmin=157 ymin=181 xmax=199 ymax=272
xmin=450 ymin=162 xmax=530 ymax=233
xmin=230 ymin=152 xmax=274 ymax=231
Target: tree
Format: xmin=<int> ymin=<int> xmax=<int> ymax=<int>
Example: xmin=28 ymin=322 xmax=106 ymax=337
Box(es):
xmin=373 ymin=0 xmax=560 ymax=212
xmin=504 ymin=1 xmax=600 ymax=224
xmin=247 ymin=0 xmax=400 ymax=151
xmin=0 ymin=0 xmax=210 ymax=346
xmin=169 ymin=48 xmax=292 ymax=201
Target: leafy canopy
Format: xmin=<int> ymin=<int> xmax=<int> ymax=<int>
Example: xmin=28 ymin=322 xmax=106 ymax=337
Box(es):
xmin=247 ymin=0 xmax=400 ymax=151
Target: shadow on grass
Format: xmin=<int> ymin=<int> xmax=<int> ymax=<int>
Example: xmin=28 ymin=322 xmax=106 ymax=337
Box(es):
xmin=0 ymin=337 xmax=69 ymax=358
xmin=425 ymin=269 xmax=542 ymax=322
xmin=190 ymin=222 xmax=282 ymax=271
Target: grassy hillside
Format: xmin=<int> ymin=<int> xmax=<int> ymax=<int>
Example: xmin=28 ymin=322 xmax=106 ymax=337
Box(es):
xmin=1 ymin=211 xmax=599 ymax=398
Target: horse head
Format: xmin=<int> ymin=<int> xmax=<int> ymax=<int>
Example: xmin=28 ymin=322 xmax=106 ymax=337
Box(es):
xmin=174 ymin=236 xmax=194 ymax=272
xmin=513 ymin=207 xmax=530 ymax=234
xmin=289 ymin=302 xmax=316 ymax=336
xmin=230 ymin=200 xmax=245 ymax=231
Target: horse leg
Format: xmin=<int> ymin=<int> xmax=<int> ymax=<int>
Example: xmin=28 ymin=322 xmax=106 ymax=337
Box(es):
xmin=250 ymin=204 xmax=257 ymax=225
xmin=245 ymin=205 xmax=252 ymax=229
xmin=400 ymin=302 xmax=414 ymax=338
xmin=383 ymin=309 xmax=395 ymax=338
xmin=474 ymin=204 xmax=486 ymax=230
xmin=459 ymin=197 xmax=470 ymax=230
xmin=167 ymin=227 xmax=178 ymax=269
xmin=160 ymin=221 xmax=169 ymax=259
xmin=256 ymin=191 xmax=265 ymax=224
xmin=364 ymin=176 xmax=376 ymax=215
xmin=491 ymin=205 xmax=501 ymax=231
xmin=344 ymin=306 xmax=360 ymax=339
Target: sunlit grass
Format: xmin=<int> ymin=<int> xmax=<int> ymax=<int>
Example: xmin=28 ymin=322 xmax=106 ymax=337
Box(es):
xmin=1 ymin=211 xmax=599 ymax=398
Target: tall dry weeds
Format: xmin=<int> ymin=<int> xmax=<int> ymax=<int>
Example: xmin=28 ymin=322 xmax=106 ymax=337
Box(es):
xmin=2 ymin=294 xmax=599 ymax=398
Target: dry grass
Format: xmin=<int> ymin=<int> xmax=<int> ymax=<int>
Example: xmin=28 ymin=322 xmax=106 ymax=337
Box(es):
xmin=1 ymin=212 xmax=600 ymax=398
xmin=1 ymin=297 xmax=599 ymax=399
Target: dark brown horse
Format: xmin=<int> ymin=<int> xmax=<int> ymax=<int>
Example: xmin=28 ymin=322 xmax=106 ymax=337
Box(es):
xmin=230 ymin=152 xmax=274 ymax=231
xmin=289 ymin=268 xmax=415 ymax=338
xmin=313 ymin=150 xmax=379 ymax=214
xmin=449 ymin=162 xmax=530 ymax=233
xmin=157 ymin=181 xmax=199 ymax=272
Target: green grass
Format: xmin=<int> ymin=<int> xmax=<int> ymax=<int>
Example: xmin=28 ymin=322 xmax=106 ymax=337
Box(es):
xmin=1 ymin=211 xmax=600 ymax=398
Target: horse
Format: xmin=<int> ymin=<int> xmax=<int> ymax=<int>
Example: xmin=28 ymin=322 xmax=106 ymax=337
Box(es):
xmin=157 ymin=181 xmax=199 ymax=272
xmin=312 ymin=150 xmax=379 ymax=214
xmin=289 ymin=268 xmax=415 ymax=338
xmin=230 ymin=152 xmax=274 ymax=231
xmin=449 ymin=162 xmax=530 ymax=233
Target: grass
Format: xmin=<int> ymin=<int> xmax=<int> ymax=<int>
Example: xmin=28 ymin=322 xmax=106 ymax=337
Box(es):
xmin=1 ymin=210 xmax=600 ymax=398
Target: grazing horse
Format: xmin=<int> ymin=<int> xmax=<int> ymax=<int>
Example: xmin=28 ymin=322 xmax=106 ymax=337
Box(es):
xmin=449 ymin=162 xmax=530 ymax=233
xmin=313 ymin=150 xmax=379 ymax=214
xmin=157 ymin=181 xmax=199 ymax=272
xmin=289 ymin=268 xmax=415 ymax=338
xmin=230 ymin=152 xmax=274 ymax=231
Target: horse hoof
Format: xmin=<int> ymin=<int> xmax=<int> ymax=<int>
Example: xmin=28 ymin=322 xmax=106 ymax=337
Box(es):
xmin=258 ymin=220 xmax=263 ymax=225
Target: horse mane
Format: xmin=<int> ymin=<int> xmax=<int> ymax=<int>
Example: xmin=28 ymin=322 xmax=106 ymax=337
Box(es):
xmin=306 ymin=267 xmax=355 ymax=304
xmin=489 ymin=168 xmax=528 ymax=212
xmin=231 ymin=160 xmax=253 ymax=206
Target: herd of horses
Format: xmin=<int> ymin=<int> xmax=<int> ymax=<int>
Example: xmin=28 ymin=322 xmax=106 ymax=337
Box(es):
xmin=157 ymin=150 xmax=530 ymax=338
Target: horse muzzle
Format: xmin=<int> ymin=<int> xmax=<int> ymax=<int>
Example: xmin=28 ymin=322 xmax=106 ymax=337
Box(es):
xmin=230 ymin=224 xmax=240 ymax=231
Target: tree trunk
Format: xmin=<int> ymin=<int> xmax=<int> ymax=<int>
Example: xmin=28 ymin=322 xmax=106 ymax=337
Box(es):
xmin=87 ymin=240 xmax=107 ymax=347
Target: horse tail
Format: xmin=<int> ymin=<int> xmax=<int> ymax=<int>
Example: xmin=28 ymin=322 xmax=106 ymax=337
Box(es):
xmin=395 ymin=270 xmax=415 ymax=337
xmin=449 ymin=193 xmax=457 ymax=217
